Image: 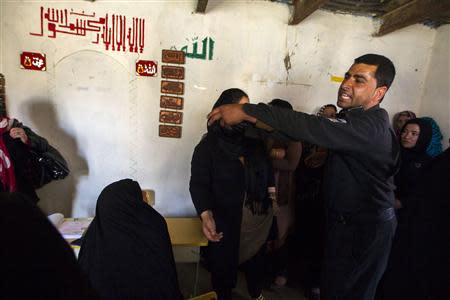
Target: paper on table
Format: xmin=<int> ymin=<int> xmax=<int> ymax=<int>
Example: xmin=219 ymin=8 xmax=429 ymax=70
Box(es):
xmin=47 ymin=213 xmax=93 ymax=239
xmin=58 ymin=218 xmax=93 ymax=239
xmin=48 ymin=213 xmax=64 ymax=227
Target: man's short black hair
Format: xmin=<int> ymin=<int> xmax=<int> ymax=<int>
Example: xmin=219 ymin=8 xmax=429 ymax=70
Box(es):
xmin=354 ymin=54 xmax=396 ymax=89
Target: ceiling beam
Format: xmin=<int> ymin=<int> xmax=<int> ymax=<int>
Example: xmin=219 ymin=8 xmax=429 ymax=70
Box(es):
xmin=382 ymin=0 xmax=413 ymax=13
xmin=375 ymin=0 xmax=450 ymax=36
xmin=196 ymin=0 xmax=208 ymax=14
xmin=289 ymin=0 xmax=329 ymax=25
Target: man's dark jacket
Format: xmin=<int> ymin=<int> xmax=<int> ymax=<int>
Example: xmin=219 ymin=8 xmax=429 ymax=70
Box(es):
xmin=244 ymin=104 xmax=400 ymax=215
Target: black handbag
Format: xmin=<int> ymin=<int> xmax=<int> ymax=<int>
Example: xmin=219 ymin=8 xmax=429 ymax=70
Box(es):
xmin=31 ymin=146 xmax=69 ymax=188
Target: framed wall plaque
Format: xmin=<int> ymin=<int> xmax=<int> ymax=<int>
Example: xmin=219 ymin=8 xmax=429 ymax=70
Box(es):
xmin=161 ymin=65 xmax=185 ymax=80
xmin=20 ymin=52 xmax=46 ymax=71
xmin=159 ymin=110 xmax=183 ymax=124
xmin=161 ymin=50 xmax=185 ymax=64
xmin=161 ymin=80 xmax=184 ymax=95
xmin=160 ymin=96 xmax=183 ymax=110
xmin=159 ymin=125 xmax=182 ymax=138
xmin=136 ymin=60 xmax=157 ymax=76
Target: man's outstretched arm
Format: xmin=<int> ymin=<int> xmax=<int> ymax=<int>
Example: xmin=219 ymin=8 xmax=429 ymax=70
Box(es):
xmin=208 ymin=103 xmax=385 ymax=153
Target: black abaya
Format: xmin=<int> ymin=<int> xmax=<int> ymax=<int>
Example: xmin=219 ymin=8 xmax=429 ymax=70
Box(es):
xmin=78 ymin=179 xmax=183 ymax=300
xmin=0 ymin=192 xmax=98 ymax=300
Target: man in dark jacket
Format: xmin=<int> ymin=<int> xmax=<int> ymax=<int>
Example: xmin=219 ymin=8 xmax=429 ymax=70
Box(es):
xmin=208 ymin=54 xmax=399 ymax=300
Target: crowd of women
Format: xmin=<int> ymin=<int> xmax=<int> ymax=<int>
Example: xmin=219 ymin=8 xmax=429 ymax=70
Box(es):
xmin=0 ymin=89 xmax=448 ymax=300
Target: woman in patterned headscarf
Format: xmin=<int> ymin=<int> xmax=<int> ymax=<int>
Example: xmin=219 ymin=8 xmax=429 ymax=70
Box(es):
xmin=392 ymin=110 xmax=416 ymax=137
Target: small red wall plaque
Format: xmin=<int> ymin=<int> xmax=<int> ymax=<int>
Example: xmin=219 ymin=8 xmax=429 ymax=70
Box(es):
xmin=20 ymin=52 xmax=46 ymax=71
xmin=136 ymin=60 xmax=157 ymax=77
xmin=159 ymin=125 xmax=182 ymax=138
xmin=161 ymin=80 xmax=184 ymax=95
xmin=162 ymin=50 xmax=185 ymax=64
xmin=161 ymin=65 xmax=185 ymax=80
xmin=159 ymin=110 xmax=183 ymax=125
xmin=160 ymin=96 xmax=183 ymax=110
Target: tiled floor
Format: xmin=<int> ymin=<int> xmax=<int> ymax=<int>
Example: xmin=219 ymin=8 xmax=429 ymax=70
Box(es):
xmin=177 ymin=263 xmax=309 ymax=300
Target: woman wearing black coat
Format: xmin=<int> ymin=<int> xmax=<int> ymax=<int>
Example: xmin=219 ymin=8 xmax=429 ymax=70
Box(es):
xmin=0 ymin=117 xmax=68 ymax=203
xmin=381 ymin=118 xmax=433 ymax=300
xmin=190 ymin=89 xmax=275 ymax=300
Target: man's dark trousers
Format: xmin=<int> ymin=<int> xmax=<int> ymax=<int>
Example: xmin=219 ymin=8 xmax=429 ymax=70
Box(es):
xmin=321 ymin=210 xmax=397 ymax=300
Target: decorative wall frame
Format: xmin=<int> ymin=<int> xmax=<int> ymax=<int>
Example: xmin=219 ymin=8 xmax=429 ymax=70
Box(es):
xmin=161 ymin=65 xmax=184 ymax=80
xmin=161 ymin=80 xmax=184 ymax=95
xmin=159 ymin=124 xmax=182 ymax=138
xmin=159 ymin=110 xmax=183 ymax=124
xmin=160 ymin=95 xmax=183 ymax=110
xmin=161 ymin=50 xmax=185 ymax=64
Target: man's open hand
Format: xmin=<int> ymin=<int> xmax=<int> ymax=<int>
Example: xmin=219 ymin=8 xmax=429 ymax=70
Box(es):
xmin=207 ymin=104 xmax=256 ymax=127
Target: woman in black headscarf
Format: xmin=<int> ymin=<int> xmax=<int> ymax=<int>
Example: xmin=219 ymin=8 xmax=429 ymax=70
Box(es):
xmin=78 ymin=179 xmax=183 ymax=300
xmin=0 ymin=192 xmax=97 ymax=300
xmin=394 ymin=118 xmax=433 ymax=211
xmin=380 ymin=118 xmax=433 ymax=300
xmin=190 ymin=88 xmax=275 ymax=300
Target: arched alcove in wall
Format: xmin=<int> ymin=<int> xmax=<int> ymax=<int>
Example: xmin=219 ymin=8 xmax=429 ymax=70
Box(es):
xmin=37 ymin=50 xmax=136 ymax=216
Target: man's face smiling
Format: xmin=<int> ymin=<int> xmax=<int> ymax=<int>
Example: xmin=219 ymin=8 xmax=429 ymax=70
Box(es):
xmin=337 ymin=63 xmax=387 ymax=110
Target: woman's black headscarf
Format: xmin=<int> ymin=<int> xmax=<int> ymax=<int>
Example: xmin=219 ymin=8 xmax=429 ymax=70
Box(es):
xmin=0 ymin=192 xmax=98 ymax=300
xmin=400 ymin=118 xmax=432 ymax=154
xmin=78 ymin=179 xmax=183 ymax=300
xmin=207 ymin=89 xmax=272 ymax=214
xmin=208 ymin=88 xmax=250 ymax=158
xmin=396 ymin=118 xmax=433 ymax=200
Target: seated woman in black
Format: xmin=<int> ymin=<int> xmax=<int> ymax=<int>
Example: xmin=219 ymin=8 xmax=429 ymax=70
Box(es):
xmin=78 ymin=179 xmax=183 ymax=300
xmin=190 ymin=88 xmax=275 ymax=300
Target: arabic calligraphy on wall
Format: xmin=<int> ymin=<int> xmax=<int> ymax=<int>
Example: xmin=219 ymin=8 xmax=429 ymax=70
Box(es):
xmin=20 ymin=52 xmax=46 ymax=71
xmin=30 ymin=6 xmax=145 ymax=53
xmin=181 ymin=37 xmax=215 ymax=60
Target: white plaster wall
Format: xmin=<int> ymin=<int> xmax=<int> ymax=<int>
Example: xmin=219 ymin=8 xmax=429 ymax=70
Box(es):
xmin=0 ymin=0 xmax=441 ymax=217
xmin=419 ymin=25 xmax=450 ymax=150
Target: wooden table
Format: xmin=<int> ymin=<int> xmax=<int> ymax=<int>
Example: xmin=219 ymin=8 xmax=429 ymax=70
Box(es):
xmin=165 ymin=217 xmax=208 ymax=246
xmin=165 ymin=217 xmax=207 ymax=296
xmin=69 ymin=217 xmax=207 ymax=296
xmin=66 ymin=217 xmax=207 ymax=247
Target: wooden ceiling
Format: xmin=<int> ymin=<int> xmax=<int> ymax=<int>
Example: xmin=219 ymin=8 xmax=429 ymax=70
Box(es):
xmin=196 ymin=0 xmax=450 ymax=36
